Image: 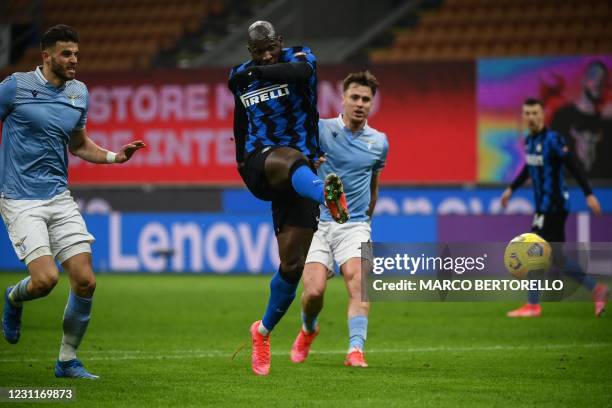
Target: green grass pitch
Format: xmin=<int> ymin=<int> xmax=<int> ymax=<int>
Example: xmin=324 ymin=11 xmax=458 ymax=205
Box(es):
xmin=0 ymin=272 xmax=610 ymax=407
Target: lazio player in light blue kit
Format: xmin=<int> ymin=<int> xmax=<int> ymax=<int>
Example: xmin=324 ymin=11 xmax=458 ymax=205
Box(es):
xmin=290 ymin=71 xmax=388 ymax=367
xmin=0 ymin=25 xmax=145 ymax=379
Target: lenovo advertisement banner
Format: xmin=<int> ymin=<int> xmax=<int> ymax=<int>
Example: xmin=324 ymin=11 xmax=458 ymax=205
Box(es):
xmin=0 ymin=214 xmax=432 ymax=273
xmin=1 ymin=213 xmax=610 ymax=273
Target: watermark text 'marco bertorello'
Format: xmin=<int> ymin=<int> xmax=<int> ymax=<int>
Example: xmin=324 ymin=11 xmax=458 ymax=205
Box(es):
xmin=361 ymin=242 xmax=612 ymax=302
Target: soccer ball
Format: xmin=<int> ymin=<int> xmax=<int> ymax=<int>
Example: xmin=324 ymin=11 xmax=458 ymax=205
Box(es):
xmin=504 ymin=233 xmax=552 ymax=279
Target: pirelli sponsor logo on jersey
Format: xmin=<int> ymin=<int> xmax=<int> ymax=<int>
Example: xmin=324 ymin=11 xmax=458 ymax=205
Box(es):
xmin=240 ymin=84 xmax=290 ymax=107
xmin=526 ymin=154 xmax=544 ymax=166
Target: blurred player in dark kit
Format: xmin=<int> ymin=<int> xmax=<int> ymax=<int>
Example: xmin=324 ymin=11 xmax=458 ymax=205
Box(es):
xmin=501 ymin=98 xmax=608 ymax=318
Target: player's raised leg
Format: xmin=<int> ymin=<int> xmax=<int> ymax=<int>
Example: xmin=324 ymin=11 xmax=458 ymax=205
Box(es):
xmin=265 ymin=147 xmax=349 ymax=223
xmin=252 ymin=225 xmax=314 ymax=375
xmin=54 ymin=251 xmax=98 ymax=379
xmin=291 ymin=261 xmax=327 ymax=363
xmin=341 ymin=257 xmax=370 ymax=367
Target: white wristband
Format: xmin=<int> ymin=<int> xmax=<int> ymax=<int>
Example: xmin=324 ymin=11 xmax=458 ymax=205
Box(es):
xmin=106 ymin=151 xmax=117 ymax=164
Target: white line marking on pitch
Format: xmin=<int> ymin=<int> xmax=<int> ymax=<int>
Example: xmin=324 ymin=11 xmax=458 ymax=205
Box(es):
xmin=0 ymin=343 xmax=608 ymax=363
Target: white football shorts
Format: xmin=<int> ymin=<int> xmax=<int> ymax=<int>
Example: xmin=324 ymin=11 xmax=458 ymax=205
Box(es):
xmin=0 ymin=190 xmax=95 ymax=265
xmin=305 ymin=221 xmax=372 ymax=273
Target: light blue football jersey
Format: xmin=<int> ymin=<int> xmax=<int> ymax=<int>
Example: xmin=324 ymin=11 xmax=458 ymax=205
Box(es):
xmin=0 ymin=66 xmax=88 ymax=199
xmin=318 ymin=115 xmax=388 ymax=222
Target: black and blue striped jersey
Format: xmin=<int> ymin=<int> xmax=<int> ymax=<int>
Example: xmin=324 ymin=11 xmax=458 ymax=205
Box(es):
xmin=524 ymin=128 xmax=569 ymax=213
xmin=510 ymin=127 xmax=594 ymax=214
xmin=229 ymin=46 xmax=320 ymax=160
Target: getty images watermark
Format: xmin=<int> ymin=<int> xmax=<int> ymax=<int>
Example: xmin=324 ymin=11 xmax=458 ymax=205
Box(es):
xmin=360 ymin=243 xmax=612 ymax=302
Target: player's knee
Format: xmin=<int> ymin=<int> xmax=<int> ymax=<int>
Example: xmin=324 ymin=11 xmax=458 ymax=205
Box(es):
xmin=31 ymin=272 xmax=59 ymax=297
xmin=81 ymin=278 xmax=96 ymax=297
xmin=73 ymin=275 xmax=96 ymax=297
xmin=281 ymin=256 xmax=306 ymax=280
xmin=265 ymin=148 xmax=309 ymax=189
xmin=280 ymin=263 xmax=304 ymax=283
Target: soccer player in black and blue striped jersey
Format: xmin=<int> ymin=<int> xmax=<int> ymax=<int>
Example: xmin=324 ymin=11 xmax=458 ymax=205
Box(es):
xmin=228 ymin=21 xmax=349 ymax=376
xmin=501 ymin=98 xmax=609 ymax=317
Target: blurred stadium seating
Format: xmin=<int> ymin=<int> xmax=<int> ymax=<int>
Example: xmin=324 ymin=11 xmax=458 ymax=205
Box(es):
xmin=370 ymin=0 xmax=612 ymax=62
xmin=1 ymin=0 xmax=263 ymax=73
xmin=5 ymin=0 xmax=609 ymax=69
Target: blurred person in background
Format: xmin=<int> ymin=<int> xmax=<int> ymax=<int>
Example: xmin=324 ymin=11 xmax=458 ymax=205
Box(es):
xmin=551 ymin=60 xmax=611 ymax=179
xmin=501 ymin=98 xmax=608 ymax=318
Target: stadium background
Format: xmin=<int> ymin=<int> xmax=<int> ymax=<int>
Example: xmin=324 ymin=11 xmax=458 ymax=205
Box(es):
xmin=2 ymin=0 xmax=610 ymax=273
xmin=0 ymin=1 xmax=611 ymax=406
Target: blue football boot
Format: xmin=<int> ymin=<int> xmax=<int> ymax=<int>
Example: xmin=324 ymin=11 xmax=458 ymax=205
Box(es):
xmin=55 ymin=359 xmax=99 ymax=379
xmin=2 ymin=287 xmax=22 ymax=344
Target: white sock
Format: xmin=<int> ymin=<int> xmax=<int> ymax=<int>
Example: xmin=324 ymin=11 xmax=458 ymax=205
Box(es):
xmin=258 ymin=322 xmax=270 ymax=336
xmin=59 ymin=335 xmax=77 ymax=362
xmin=59 ymin=292 xmax=92 ymax=362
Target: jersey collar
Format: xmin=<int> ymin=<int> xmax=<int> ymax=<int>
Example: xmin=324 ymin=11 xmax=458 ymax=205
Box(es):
xmin=336 ymin=114 xmax=370 ymax=134
xmin=34 ymin=66 xmax=67 ymax=90
xmin=34 ymin=66 xmax=48 ymax=85
xmin=527 ymin=126 xmax=547 ymax=138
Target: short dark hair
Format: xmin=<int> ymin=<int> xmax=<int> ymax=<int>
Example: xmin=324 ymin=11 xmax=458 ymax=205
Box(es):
xmin=343 ymin=70 xmax=379 ymax=96
xmin=523 ymin=97 xmax=544 ymax=108
xmin=40 ymin=24 xmax=79 ymax=50
xmin=247 ymin=21 xmax=278 ymax=44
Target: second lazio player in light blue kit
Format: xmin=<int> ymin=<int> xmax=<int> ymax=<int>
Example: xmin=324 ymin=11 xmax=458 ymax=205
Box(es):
xmin=290 ymin=71 xmax=388 ymax=367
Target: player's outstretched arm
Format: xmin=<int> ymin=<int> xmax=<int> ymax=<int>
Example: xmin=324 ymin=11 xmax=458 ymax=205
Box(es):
xmin=69 ymin=128 xmax=146 ymax=164
xmin=229 ymin=62 xmax=312 ymax=91
xmin=249 ymin=61 xmax=312 ymax=83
